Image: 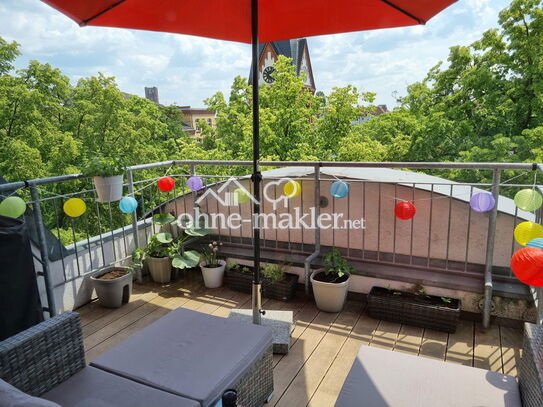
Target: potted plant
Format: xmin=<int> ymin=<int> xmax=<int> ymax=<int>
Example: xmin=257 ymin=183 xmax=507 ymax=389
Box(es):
xmin=200 ymin=241 xmax=226 ymax=288
xmin=367 ymin=284 xmax=461 ymax=333
xmin=90 ymin=266 xmax=133 ymax=308
xmin=226 ymin=263 xmax=298 ymax=301
xmin=225 ymin=263 xmax=253 ymax=293
xmin=310 ymin=249 xmax=353 ymax=312
xmin=134 ymin=213 xmax=210 ymax=284
xmin=145 ymin=232 xmax=174 ymax=283
xmin=82 ymin=156 xmax=126 ymax=202
xmin=261 ymin=263 xmax=298 ymax=301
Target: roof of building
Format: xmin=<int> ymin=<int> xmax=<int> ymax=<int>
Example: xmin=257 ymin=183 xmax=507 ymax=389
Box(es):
xmin=249 ymin=38 xmax=309 ymax=84
xmin=254 ymin=166 xmax=534 ymax=220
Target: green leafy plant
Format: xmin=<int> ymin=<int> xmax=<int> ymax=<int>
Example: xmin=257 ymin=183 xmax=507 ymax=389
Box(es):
xmin=262 ymin=263 xmax=289 ymax=284
xmin=413 ymin=285 xmax=427 ymax=295
xmin=322 ymin=249 xmax=354 ymax=281
xmin=227 ymin=262 xmax=240 ymax=271
xmin=242 ymin=266 xmax=250 ymax=273
xmin=201 ymin=241 xmax=222 ymax=268
xmin=82 ymin=156 xmax=126 ymax=177
xmin=441 ymin=297 xmax=452 ymax=304
xmin=133 ymin=213 xmax=211 ymax=269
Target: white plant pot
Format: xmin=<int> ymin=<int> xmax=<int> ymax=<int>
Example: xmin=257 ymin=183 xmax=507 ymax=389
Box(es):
xmin=310 ymin=270 xmax=350 ymax=313
xmin=147 ymin=256 xmax=172 ymax=283
xmin=93 ymin=175 xmax=124 ymax=202
xmin=200 ymin=260 xmax=226 ymax=288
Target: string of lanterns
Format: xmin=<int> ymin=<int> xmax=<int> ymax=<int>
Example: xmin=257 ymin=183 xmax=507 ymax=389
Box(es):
xmin=4 ymin=170 xmax=543 ymax=289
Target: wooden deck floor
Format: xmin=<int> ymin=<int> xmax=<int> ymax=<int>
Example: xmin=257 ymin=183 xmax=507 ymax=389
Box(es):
xmin=78 ymin=273 xmax=523 ymax=407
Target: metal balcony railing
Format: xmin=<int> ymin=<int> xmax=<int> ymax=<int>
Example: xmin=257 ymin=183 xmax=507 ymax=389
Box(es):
xmin=1 ymin=160 xmax=542 ymax=328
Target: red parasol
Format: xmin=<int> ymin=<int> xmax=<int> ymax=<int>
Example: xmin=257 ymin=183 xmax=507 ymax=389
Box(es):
xmin=42 ymin=0 xmax=457 ymax=324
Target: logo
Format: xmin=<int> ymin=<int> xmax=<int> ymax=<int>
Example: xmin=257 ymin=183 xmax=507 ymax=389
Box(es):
xmin=195 ymin=177 xmax=258 ymax=207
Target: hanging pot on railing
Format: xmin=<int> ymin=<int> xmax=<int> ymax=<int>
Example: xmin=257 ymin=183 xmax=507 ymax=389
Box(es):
xmin=82 ymin=157 xmax=126 ymax=203
xmin=93 ymin=175 xmax=124 ymax=203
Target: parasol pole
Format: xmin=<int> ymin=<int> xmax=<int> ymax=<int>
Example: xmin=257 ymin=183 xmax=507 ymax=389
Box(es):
xmin=251 ymin=0 xmax=263 ymax=325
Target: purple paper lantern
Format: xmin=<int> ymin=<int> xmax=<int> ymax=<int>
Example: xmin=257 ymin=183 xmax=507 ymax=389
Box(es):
xmin=470 ymin=192 xmax=495 ymax=213
xmin=187 ymin=176 xmax=204 ymax=191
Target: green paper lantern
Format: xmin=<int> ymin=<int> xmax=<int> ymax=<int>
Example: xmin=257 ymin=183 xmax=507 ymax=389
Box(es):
xmin=514 ymin=189 xmax=543 ymax=212
xmin=234 ymin=188 xmax=250 ymax=204
xmin=0 ymin=196 xmax=26 ymax=219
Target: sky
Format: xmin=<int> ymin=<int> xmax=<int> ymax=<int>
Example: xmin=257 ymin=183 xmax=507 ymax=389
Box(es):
xmin=1 ymin=0 xmax=511 ymax=109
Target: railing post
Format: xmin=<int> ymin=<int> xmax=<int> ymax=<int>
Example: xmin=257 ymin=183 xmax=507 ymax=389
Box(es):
xmin=29 ymin=183 xmax=57 ymax=317
xmin=304 ymin=165 xmax=321 ymax=295
xmin=126 ymin=170 xmax=139 ymax=250
xmin=483 ymin=169 xmax=501 ymax=328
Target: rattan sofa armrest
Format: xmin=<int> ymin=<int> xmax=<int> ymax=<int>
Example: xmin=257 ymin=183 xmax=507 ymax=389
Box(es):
xmin=0 ymin=311 xmax=86 ymax=396
xmin=519 ymin=322 xmax=543 ymax=407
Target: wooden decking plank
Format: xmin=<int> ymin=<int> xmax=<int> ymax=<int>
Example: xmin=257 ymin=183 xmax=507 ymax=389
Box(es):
xmin=84 ymin=287 xmax=204 ymax=362
xmin=82 ymin=281 xmax=204 ymax=351
xmin=78 ymin=284 xmax=158 ymax=325
xmin=269 ymin=310 xmax=339 ymax=407
xmin=309 ymin=305 xmax=379 ymax=407
xmin=82 ymin=279 xmax=196 ymax=336
xmin=445 ymin=319 xmax=474 ymax=366
xmin=275 ymin=301 xmax=362 ymax=407
xmin=474 ymin=323 xmax=503 ymax=373
xmin=394 ymin=324 xmax=424 ymax=356
xmin=273 ymin=301 xmax=319 ymax=368
xmin=500 ymin=326 xmax=523 ymax=377
xmin=369 ymin=319 xmax=401 ymax=350
xmin=211 ymin=291 xmax=252 ymax=317
xmin=419 ymin=328 xmax=448 ymax=361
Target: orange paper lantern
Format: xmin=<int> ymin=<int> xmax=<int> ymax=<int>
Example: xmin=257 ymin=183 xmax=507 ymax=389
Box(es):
xmin=511 ymin=247 xmax=543 ymax=286
xmin=157 ymin=176 xmax=175 ymax=192
xmin=394 ymin=201 xmax=416 ymax=220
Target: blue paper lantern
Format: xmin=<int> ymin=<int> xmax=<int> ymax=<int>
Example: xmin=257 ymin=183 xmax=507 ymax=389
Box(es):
xmin=470 ymin=192 xmax=495 ymax=213
xmin=187 ymin=176 xmax=204 ymax=191
xmin=527 ymin=238 xmax=543 ymax=250
xmin=119 ymin=196 xmax=138 ymax=214
xmin=330 ymin=180 xmax=349 ymax=199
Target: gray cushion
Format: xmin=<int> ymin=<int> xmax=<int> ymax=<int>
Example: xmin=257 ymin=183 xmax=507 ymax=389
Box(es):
xmin=42 ymin=366 xmax=199 ymax=407
xmin=336 ymin=346 xmax=522 ymax=407
xmin=0 ymin=379 xmax=60 ymax=407
xmin=90 ymin=308 xmax=272 ymax=407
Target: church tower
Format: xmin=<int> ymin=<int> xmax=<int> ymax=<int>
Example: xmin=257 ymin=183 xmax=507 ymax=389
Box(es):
xmin=249 ymin=38 xmax=316 ymax=93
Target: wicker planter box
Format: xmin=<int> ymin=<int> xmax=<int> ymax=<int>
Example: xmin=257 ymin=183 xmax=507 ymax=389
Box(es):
xmin=367 ymin=286 xmax=461 ymax=333
xmin=226 ymin=268 xmax=298 ymax=301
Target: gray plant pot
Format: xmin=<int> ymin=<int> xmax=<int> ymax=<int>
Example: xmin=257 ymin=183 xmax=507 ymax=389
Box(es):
xmin=93 ymin=175 xmax=124 ymax=202
xmin=91 ymin=266 xmax=132 ymax=308
xmin=147 ymin=256 xmax=172 ymax=283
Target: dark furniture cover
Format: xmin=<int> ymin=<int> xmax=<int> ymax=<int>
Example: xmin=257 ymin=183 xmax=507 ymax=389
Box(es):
xmin=43 ymin=366 xmax=200 ymax=407
xmin=90 ymin=308 xmax=273 ymax=406
xmin=0 ymin=215 xmax=43 ymax=340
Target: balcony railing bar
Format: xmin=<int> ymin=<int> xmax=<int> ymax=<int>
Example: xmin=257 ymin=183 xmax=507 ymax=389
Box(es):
xmin=464 ymin=185 xmax=474 ymax=273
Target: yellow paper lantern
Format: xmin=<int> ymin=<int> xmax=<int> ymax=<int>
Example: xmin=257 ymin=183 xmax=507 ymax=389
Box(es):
xmin=514 ymin=189 xmax=543 ymax=212
xmin=514 ymin=221 xmax=543 ymax=246
xmin=234 ymin=188 xmax=250 ymax=204
xmin=283 ymin=180 xmax=301 ymax=198
xmin=63 ymin=198 xmax=87 ymax=218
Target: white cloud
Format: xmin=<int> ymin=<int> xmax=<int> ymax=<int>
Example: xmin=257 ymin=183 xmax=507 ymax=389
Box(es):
xmin=0 ymin=0 xmax=511 ymax=108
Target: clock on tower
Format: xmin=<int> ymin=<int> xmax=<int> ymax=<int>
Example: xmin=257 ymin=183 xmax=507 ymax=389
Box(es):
xmin=250 ymin=38 xmax=315 ymax=92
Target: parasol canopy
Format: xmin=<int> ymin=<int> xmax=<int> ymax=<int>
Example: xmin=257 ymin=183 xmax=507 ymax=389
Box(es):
xmin=43 ymin=0 xmax=457 ymax=44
